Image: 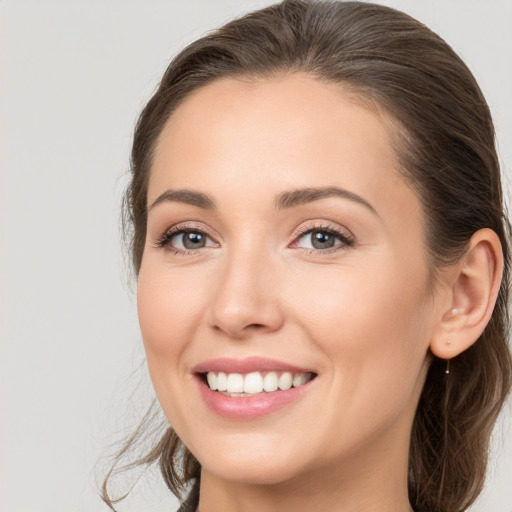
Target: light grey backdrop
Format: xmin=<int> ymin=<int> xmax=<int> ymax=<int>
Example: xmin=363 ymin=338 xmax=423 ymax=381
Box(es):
xmin=1 ymin=1 xmax=511 ymax=511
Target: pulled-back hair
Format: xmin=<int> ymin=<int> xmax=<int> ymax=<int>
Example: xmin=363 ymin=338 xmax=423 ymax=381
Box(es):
xmin=103 ymin=2 xmax=511 ymax=511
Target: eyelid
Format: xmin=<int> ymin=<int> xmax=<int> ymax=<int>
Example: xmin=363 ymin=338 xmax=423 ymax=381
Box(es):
xmin=293 ymin=221 xmax=353 ymax=239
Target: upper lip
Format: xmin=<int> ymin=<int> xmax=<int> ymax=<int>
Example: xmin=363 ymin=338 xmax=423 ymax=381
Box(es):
xmin=192 ymin=357 xmax=315 ymax=375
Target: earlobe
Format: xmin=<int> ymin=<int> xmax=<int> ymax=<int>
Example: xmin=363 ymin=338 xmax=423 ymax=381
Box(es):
xmin=430 ymin=228 xmax=504 ymax=360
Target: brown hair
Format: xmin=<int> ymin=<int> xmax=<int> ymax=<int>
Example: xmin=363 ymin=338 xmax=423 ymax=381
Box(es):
xmin=103 ymin=1 xmax=511 ymax=511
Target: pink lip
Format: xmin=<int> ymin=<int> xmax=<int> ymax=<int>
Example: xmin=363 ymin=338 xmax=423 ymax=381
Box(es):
xmin=192 ymin=356 xmax=314 ymax=374
xmin=192 ymin=357 xmax=317 ymax=420
xmin=195 ymin=375 xmax=315 ymax=420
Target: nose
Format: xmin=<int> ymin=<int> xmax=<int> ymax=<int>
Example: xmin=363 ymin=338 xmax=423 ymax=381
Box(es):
xmin=207 ymin=246 xmax=284 ymax=339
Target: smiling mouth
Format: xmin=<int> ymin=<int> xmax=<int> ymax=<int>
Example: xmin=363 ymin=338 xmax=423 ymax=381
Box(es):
xmin=199 ymin=370 xmax=317 ymax=397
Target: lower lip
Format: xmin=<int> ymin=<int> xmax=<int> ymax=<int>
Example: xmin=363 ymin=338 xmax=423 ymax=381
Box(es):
xmin=196 ymin=375 xmax=315 ymax=420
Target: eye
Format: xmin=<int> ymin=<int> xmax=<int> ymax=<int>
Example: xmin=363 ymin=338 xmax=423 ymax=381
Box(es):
xmin=292 ymin=226 xmax=354 ymax=252
xmin=173 ymin=231 xmax=213 ymax=250
xmin=300 ymin=230 xmax=339 ymax=250
xmin=156 ymin=226 xmax=218 ymax=253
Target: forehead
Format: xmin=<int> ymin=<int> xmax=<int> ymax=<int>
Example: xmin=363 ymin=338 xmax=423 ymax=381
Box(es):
xmin=149 ymin=73 xmax=420 ymax=226
xmin=153 ymin=74 xmax=396 ymax=170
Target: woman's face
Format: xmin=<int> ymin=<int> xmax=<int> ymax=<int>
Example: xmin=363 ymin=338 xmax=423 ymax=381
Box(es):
xmin=138 ymin=74 xmax=444 ymax=486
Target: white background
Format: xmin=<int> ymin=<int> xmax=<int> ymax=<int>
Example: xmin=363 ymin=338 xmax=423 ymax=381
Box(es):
xmin=1 ymin=1 xmax=511 ymax=511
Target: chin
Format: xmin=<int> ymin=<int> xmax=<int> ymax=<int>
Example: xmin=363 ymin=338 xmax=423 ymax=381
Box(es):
xmin=202 ymin=456 xmax=303 ymax=486
xmin=187 ymin=431 xmax=312 ymax=485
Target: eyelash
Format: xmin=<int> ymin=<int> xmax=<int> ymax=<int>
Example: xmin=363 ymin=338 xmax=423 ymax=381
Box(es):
xmin=154 ymin=222 xmax=355 ymax=256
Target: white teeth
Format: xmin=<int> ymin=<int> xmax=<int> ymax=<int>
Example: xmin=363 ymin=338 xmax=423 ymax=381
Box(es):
xmin=205 ymin=370 xmax=313 ymax=394
xmin=244 ymin=372 xmax=263 ymax=394
xmin=263 ymin=371 xmax=278 ymax=392
xmin=278 ymin=372 xmax=293 ymax=390
xmin=226 ymin=373 xmax=244 ymax=393
xmin=207 ymin=372 xmax=218 ymax=391
xmin=293 ymin=373 xmax=307 ymax=387
xmin=217 ymin=372 xmax=227 ymax=391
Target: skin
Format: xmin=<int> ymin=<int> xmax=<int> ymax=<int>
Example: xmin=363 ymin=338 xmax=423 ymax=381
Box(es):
xmin=137 ymin=74 xmax=500 ymax=512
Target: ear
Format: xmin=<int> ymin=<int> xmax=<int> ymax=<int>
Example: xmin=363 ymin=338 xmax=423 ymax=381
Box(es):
xmin=430 ymin=228 xmax=504 ymax=360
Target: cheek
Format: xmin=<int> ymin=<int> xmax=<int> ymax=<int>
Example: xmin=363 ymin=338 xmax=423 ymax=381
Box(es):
xmin=136 ymin=265 xmax=209 ymax=390
xmin=285 ymin=259 xmax=433 ymax=452
xmin=290 ymin=256 xmax=432 ymax=383
xmin=137 ymin=264 xmax=212 ymax=426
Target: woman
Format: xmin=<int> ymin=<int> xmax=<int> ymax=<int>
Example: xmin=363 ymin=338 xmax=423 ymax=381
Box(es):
xmin=103 ymin=1 xmax=511 ymax=511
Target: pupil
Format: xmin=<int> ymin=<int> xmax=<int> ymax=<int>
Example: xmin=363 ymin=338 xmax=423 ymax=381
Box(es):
xmin=183 ymin=232 xmax=205 ymax=249
xmin=312 ymin=231 xmax=334 ymax=249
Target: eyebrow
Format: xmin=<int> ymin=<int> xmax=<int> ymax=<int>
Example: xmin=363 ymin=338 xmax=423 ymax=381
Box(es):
xmin=275 ymin=186 xmax=377 ymax=215
xmin=148 ymin=186 xmax=377 ymax=215
xmin=149 ymin=189 xmax=215 ymax=211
